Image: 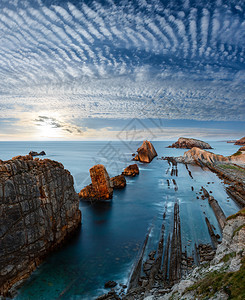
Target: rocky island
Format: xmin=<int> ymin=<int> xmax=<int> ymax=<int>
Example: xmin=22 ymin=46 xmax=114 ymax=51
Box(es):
xmin=0 ymin=155 xmax=81 ymax=297
xmin=133 ymin=140 xmax=157 ymax=163
xmin=168 ymin=137 xmax=212 ymax=149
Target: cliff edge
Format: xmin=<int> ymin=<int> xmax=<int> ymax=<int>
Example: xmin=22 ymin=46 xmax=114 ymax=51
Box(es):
xmin=0 ymin=155 xmax=81 ymax=297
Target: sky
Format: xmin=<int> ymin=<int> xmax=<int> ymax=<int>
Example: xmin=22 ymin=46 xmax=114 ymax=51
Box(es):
xmin=0 ymin=0 xmax=244 ymax=141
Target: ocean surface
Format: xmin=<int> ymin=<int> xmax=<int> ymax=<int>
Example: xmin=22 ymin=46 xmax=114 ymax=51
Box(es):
xmin=0 ymin=141 xmax=241 ymax=300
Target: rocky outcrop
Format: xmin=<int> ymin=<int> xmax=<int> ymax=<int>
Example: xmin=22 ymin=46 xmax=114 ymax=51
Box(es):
xmin=122 ymin=164 xmax=139 ymax=177
xmin=29 ymin=151 xmax=46 ymax=156
xmin=176 ymin=147 xmax=228 ymax=165
xmin=133 ymin=140 xmax=157 ymax=163
xmin=0 ymin=155 xmax=81 ymax=297
xmin=239 ymin=146 xmax=245 ymax=151
xmin=79 ymin=164 xmax=113 ymax=200
xmin=111 ymin=175 xmax=126 ymax=189
xmin=235 ymin=136 xmax=245 ymax=145
xmin=168 ymin=137 xmax=212 ymax=149
xmin=176 ymin=147 xmax=245 ymax=166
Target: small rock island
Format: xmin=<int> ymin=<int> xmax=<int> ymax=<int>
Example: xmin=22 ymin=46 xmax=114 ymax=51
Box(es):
xmin=168 ymin=137 xmax=212 ymax=149
xmin=133 ymin=140 xmax=157 ymax=163
xmin=0 ymin=155 xmax=81 ymax=297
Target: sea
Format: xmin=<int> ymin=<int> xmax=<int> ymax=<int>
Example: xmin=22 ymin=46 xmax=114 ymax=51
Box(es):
xmin=0 ymin=141 xmax=241 ymax=300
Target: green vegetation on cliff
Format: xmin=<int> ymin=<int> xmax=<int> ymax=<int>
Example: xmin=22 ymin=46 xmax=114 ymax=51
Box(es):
xmin=186 ymin=257 xmax=245 ymax=299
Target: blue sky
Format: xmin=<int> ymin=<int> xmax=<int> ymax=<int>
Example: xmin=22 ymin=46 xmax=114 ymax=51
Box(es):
xmin=0 ymin=0 xmax=244 ymax=140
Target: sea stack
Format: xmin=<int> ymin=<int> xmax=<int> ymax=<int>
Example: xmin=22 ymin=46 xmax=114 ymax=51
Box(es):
xmin=79 ymin=164 xmax=113 ymax=200
xmin=0 ymin=155 xmax=81 ymax=297
xmin=133 ymin=140 xmax=157 ymax=163
xmin=111 ymin=175 xmax=126 ymax=189
xmin=122 ymin=164 xmax=139 ymax=177
xmin=168 ymin=137 xmax=212 ymax=149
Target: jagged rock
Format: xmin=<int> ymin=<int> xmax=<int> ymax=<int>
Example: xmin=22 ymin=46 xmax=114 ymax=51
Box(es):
xmin=29 ymin=151 xmax=46 ymax=156
xmin=239 ymin=146 xmax=245 ymax=151
xmin=111 ymin=175 xmax=126 ymax=189
xmin=133 ymin=140 xmax=157 ymax=163
xmin=168 ymin=137 xmax=212 ymax=149
xmin=122 ymin=164 xmax=139 ymax=177
xmin=79 ymin=164 xmax=113 ymax=200
xmin=235 ymin=136 xmax=245 ymax=145
xmin=0 ymin=155 xmax=81 ymax=297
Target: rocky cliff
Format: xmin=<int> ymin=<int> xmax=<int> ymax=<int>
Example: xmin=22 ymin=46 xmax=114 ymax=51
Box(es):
xmin=168 ymin=137 xmax=212 ymax=149
xmin=133 ymin=141 xmax=157 ymax=163
xmin=79 ymin=164 xmax=113 ymax=200
xmin=235 ymin=136 xmax=245 ymax=145
xmin=0 ymin=155 xmax=81 ymax=297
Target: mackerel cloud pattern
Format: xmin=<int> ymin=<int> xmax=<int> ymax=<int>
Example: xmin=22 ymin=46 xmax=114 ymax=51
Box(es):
xmin=0 ymin=0 xmax=245 ymax=121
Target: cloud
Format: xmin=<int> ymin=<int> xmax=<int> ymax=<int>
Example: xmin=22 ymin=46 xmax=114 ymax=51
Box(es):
xmin=0 ymin=0 xmax=245 ymax=140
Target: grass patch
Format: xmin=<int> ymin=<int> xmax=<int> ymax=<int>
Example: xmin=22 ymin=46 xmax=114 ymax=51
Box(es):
xmin=219 ymin=164 xmax=245 ymax=172
xmin=220 ymin=252 xmax=236 ymax=263
xmin=232 ymin=151 xmax=242 ymax=157
xmin=227 ymin=208 xmax=245 ymax=221
xmin=185 ymin=257 xmax=245 ymax=299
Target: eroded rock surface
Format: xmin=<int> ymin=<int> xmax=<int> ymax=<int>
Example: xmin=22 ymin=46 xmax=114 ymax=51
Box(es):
xmin=176 ymin=147 xmax=245 ymax=165
xmin=122 ymin=164 xmax=139 ymax=177
xmin=0 ymin=155 xmax=81 ymax=296
xmin=133 ymin=140 xmax=157 ymax=163
xmin=168 ymin=137 xmax=212 ymax=149
xmin=111 ymin=175 xmax=126 ymax=189
xmin=79 ymin=164 xmax=113 ymax=200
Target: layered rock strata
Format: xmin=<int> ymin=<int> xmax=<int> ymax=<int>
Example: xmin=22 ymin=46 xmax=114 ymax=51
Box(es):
xmin=133 ymin=140 xmax=157 ymax=163
xmin=0 ymin=155 xmax=81 ymax=297
xmin=79 ymin=164 xmax=113 ymax=200
xmin=168 ymin=137 xmax=212 ymax=149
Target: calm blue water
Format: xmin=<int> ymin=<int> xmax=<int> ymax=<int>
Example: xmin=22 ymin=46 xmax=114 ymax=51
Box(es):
xmin=0 ymin=141 xmax=241 ymax=300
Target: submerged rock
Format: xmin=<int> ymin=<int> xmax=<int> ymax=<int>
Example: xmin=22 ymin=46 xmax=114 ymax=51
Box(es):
xmin=79 ymin=164 xmax=113 ymax=200
xmin=104 ymin=281 xmax=117 ymax=288
xmin=133 ymin=140 xmax=157 ymax=163
xmin=168 ymin=137 xmax=212 ymax=149
xmin=122 ymin=164 xmax=139 ymax=177
xmin=0 ymin=155 xmax=81 ymax=297
xmin=111 ymin=175 xmax=126 ymax=189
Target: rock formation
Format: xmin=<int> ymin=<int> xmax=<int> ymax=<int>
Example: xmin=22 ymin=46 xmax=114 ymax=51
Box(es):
xmin=133 ymin=140 xmax=157 ymax=163
xmin=111 ymin=175 xmax=126 ymax=189
xmin=168 ymin=137 xmax=212 ymax=149
xmin=0 ymin=155 xmax=81 ymax=297
xmin=29 ymin=151 xmax=46 ymax=156
xmin=156 ymin=208 xmax=245 ymax=300
xmin=239 ymin=146 xmax=245 ymax=151
xmin=122 ymin=164 xmax=139 ymax=177
xmin=235 ymin=136 xmax=245 ymax=145
xmin=79 ymin=164 xmax=113 ymax=200
xmin=176 ymin=147 xmax=245 ymax=165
